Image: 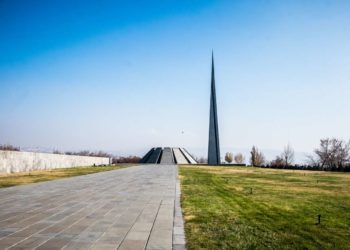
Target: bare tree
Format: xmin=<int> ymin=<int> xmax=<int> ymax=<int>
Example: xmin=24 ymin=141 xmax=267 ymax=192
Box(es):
xmin=281 ymin=144 xmax=294 ymax=167
xmin=234 ymin=153 xmax=245 ymax=164
xmin=196 ymin=157 xmax=207 ymax=164
xmin=113 ymin=156 xmax=141 ymax=164
xmin=250 ymin=146 xmax=265 ymax=166
xmin=65 ymin=150 xmax=111 ymax=158
xmin=270 ymin=155 xmax=284 ymax=167
xmin=314 ymin=138 xmax=350 ymax=169
xmin=225 ymin=152 xmax=233 ymax=163
xmin=305 ymin=154 xmax=319 ymax=167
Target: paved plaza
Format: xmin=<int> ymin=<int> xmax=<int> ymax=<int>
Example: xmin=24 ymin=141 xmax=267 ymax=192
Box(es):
xmin=0 ymin=165 xmax=186 ymax=250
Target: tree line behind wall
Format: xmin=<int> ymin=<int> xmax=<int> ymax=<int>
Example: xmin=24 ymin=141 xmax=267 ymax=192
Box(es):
xmin=0 ymin=145 xmax=141 ymax=164
xmin=57 ymin=151 xmax=141 ymax=164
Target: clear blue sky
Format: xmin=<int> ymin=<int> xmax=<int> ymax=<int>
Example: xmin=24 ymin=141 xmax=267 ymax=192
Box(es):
xmin=1 ymin=0 xmax=350 ymax=162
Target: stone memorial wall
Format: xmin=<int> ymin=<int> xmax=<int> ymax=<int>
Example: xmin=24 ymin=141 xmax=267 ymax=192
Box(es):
xmin=0 ymin=150 xmax=110 ymax=173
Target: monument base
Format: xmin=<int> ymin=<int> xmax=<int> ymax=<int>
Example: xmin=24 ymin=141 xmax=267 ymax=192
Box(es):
xmin=139 ymin=147 xmax=197 ymax=164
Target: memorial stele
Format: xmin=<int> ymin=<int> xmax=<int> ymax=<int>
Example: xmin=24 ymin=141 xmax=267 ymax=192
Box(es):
xmin=207 ymin=52 xmax=221 ymax=165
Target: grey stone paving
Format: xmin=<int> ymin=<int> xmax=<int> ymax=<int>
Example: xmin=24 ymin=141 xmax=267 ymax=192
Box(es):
xmin=0 ymin=165 xmax=186 ymax=250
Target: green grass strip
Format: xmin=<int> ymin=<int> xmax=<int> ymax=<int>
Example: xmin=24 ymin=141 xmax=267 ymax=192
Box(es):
xmin=180 ymin=166 xmax=350 ymax=250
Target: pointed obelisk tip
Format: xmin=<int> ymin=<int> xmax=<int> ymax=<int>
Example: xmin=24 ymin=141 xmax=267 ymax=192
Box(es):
xmin=211 ymin=50 xmax=215 ymax=68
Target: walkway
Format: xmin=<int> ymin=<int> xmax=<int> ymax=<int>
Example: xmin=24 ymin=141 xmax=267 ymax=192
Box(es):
xmin=0 ymin=165 xmax=186 ymax=250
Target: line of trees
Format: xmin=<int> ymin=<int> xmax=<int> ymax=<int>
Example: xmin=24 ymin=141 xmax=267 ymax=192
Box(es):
xmin=247 ymin=144 xmax=295 ymax=167
xmin=224 ymin=152 xmax=246 ymax=164
xmin=112 ymin=156 xmax=141 ymax=164
xmin=251 ymin=138 xmax=350 ymax=171
xmin=62 ymin=150 xmax=112 ymax=158
xmin=223 ymin=138 xmax=350 ymax=171
xmin=56 ymin=150 xmax=141 ymax=164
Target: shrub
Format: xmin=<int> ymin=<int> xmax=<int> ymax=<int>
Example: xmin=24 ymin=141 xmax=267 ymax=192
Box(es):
xmin=0 ymin=144 xmax=20 ymax=151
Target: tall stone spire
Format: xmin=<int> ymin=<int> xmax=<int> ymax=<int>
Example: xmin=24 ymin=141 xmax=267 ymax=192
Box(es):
xmin=208 ymin=52 xmax=221 ymax=165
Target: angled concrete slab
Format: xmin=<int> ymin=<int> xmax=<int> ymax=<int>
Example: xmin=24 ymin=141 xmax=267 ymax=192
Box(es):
xmin=173 ymin=148 xmax=188 ymax=164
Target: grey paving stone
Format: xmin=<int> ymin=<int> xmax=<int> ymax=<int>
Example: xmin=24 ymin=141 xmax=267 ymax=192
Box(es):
xmin=61 ymin=241 xmax=92 ymax=250
xmin=146 ymin=229 xmax=172 ymax=250
xmin=125 ymin=231 xmax=149 ymax=241
xmin=118 ymin=239 xmax=147 ymax=250
xmin=174 ymin=235 xmax=186 ymax=245
xmin=130 ymin=222 xmax=153 ymax=232
xmin=8 ymin=236 xmax=47 ymax=249
xmin=173 ymin=226 xmax=185 ymax=235
xmin=105 ymin=226 xmax=129 ymax=236
xmin=0 ymin=165 xmax=187 ymax=250
xmin=90 ymin=242 xmax=116 ymax=250
xmin=173 ymin=244 xmax=187 ymax=250
xmin=0 ymin=236 xmax=26 ymax=249
xmin=36 ymin=237 xmax=71 ymax=250
xmin=93 ymin=235 xmax=123 ymax=245
xmin=0 ymin=229 xmax=16 ymax=238
xmin=74 ymin=231 xmax=103 ymax=243
xmin=173 ymin=170 xmax=187 ymax=250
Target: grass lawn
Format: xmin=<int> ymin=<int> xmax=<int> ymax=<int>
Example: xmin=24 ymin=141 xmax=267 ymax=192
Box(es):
xmin=179 ymin=166 xmax=350 ymax=250
xmin=0 ymin=164 xmax=130 ymax=188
